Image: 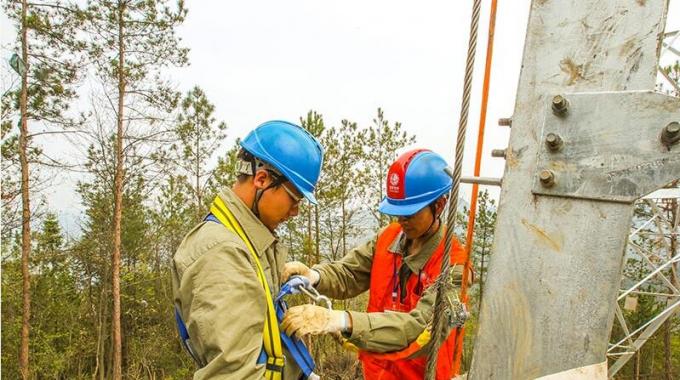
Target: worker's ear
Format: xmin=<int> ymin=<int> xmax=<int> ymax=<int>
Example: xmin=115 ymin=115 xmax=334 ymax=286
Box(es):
xmin=434 ymin=196 xmax=448 ymax=218
xmin=252 ymin=169 xmax=271 ymax=190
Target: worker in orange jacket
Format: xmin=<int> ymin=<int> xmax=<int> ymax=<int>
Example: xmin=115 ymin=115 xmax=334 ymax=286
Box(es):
xmin=282 ymin=149 xmax=470 ymax=380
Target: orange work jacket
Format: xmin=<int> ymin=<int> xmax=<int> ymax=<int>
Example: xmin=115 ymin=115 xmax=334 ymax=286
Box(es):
xmin=358 ymin=223 xmax=467 ymax=380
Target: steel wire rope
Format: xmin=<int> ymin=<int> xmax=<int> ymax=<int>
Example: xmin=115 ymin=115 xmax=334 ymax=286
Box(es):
xmin=425 ymin=0 xmax=483 ymax=377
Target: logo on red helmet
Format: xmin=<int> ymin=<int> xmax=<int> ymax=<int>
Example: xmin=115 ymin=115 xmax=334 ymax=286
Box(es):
xmin=389 ymin=173 xmax=399 ymax=186
xmin=387 ymin=170 xmax=404 ymax=199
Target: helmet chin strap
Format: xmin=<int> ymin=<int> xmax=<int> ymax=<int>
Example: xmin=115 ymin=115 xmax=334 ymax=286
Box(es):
xmin=239 ymin=155 xmax=286 ymax=218
xmin=420 ymin=202 xmax=444 ymax=240
xmin=252 ymin=188 xmax=264 ymax=217
xmin=251 ymin=169 xmax=285 ymax=218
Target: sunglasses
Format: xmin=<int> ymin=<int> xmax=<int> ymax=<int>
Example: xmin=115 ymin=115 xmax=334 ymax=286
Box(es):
xmin=281 ymin=182 xmax=304 ymax=205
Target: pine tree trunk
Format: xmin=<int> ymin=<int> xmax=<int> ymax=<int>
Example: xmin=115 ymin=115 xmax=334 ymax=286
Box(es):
xmin=341 ymin=199 xmax=347 ymax=257
xmin=195 ymin=115 xmax=202 ymax=221
xmin=112 ymin=1 xmax=126 ymax=378
xmin=328 ymin=210 xmax=334 ymax=261
xmin=306 ymin=206 xmax=312 ymax=264
xmin=18 ymin=0 xmax=32 ymax=378
xmin=314 ymin=204 xmax=320 ymax=264
xmin=478 ymin=232 xmax=487 ymax=315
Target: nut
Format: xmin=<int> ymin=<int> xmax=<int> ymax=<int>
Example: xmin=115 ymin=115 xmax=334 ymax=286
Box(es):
xmin=539 ymin=170 xmax=555 ymax=188
xmin=661 ymin=122 xmax=680 ymax=147
xmin=545 ymin=133 xmax=563 ymax=152
xmin=551 ymin=95 xmax=569 ymax=116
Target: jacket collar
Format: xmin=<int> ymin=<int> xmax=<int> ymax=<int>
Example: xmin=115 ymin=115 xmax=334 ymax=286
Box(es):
xmin=388 ymin=223 xmax=444 ymax=273
xmin=217 ymin=187 xmax=277 ymax=256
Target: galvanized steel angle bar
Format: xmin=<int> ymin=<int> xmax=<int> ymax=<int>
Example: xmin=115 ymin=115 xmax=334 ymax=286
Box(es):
xmin=531 ymin=91 xmax=680 ymax=203
xmin=626 ymin=240 xmax=680 ymax=294
xmin=607 ymin=298 xmax=680 ymax=377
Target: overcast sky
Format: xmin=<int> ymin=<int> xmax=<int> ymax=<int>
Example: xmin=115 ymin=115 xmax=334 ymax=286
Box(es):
xmin=1 ymin=1 xmax=679 ymax=236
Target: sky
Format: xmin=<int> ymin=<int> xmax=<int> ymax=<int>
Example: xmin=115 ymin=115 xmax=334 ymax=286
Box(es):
xmin=1 ymin=1 xmax=679 ymax=236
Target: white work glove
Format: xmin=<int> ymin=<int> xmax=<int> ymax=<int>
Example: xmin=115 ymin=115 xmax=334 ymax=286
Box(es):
xmin=281 ymin=304 xmax=350 ymax=338
xmin=281 ymin=261 xmax=320 ymax=286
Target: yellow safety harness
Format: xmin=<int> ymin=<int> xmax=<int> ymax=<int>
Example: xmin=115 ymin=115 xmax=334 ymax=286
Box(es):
xmin=210 ymin=197 xmax=285 ymax=380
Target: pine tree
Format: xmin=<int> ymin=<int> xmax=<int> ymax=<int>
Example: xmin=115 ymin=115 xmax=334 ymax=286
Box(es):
xmin=318 ymin=119 xmax=363 ymax=260
xmin=472 ymin=190 xmax=496 ymax=313
xmin=358 ymin=108 xmax=415 ymax=226
xmin=300 ymin=111 xmax=326 ymax=265
xmin=209 ymin=138 xmax=242 ymax=197
xmin=81 ymin=1 xmax=188 ymax=376
xmin=172 ymin=86 xmax=227 ymax=222
xmin=3 ymin=1 xmax=83 ymax=376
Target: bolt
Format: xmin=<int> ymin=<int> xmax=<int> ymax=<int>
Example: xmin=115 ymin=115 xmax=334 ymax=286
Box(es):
xmin=545 ymin=133 xmax=563 ymax=152
xmin=539 ymin=170 xmax=555 ymax=188
xmin=551 ymin=95 xmax=569 ymax=116
xmin=498 ymin=117 xmax=512 ymax=127
xmin=661 ymin=121 xmax=680 ymax=147
xmin=491 ymin=149 xmax=506 ymax=159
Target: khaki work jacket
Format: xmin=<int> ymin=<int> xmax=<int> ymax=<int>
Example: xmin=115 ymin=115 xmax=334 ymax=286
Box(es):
xmin=172 ymin=188 xmax=301 ymax=379
xmin=313 ymin=225 xmax=463 ymax=354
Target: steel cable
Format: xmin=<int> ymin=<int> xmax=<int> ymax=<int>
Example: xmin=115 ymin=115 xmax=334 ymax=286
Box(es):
xmin=424 ymin=0 xmax=483 ymax=378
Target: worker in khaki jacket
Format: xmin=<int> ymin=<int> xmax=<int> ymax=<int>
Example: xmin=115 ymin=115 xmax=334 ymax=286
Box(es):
xmin=172 ymin=120 xmax=324 ymax=379
xmin=281 ymin=149 xmax=469 ymax=380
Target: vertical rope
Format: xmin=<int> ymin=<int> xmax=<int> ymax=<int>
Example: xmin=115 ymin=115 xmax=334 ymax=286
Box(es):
xmin=450 ymin=0 xmax=499 ymax=374
xmin=424 ymin=0 xmax=482 ymax=378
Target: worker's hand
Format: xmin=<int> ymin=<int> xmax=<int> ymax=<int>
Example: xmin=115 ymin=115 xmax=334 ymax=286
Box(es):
xmin=281 ymin=305 xmax=349 ymax=338
xmin=282 ymin=261 xmax=320 ymax=285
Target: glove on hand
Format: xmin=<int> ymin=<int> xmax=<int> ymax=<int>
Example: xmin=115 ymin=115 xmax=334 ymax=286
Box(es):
xmin=281 ymin=304 xmax=349 ymax=338
xmin=282 ymin=261 xmax=320 ymax=285
xmin=282 ymin=275 xmax=311 ymax=295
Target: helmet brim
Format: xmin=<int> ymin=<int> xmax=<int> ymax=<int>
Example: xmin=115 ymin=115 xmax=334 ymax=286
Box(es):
xmin=300 ymin=188 xmax=318 ymax=205
xmin=377 ymin=186 xmax=450 ymax=216
xmin=378 ymin=197 xmax=433 ymax=216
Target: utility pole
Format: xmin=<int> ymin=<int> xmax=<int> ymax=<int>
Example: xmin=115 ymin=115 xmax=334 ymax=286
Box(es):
xmin=469 ymin=1 xmax=679 ymax=379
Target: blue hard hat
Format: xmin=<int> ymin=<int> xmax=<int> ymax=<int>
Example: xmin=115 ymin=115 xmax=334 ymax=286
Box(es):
xmin=378 ymin=149 xmax=453 ymax=216
xmin=240 ymin=120 xmax=324 ymax=204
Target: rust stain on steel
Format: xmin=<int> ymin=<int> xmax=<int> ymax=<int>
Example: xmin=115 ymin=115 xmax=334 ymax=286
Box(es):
xmin=485 ymin=282 xmax=539 ymax=379
xmin=521 ymin=219 xmax=563 ymax=251
xmin=553 ymin=200 xmax=573 ymax=215
xmin=559 ymin=58 xmax=585 ymax=85
xmin=620 ymin=37 xmax=637 ymax=57
xmin=506 ymin=149 xmax=519 ymax=169
xmin=636 ymin=0 xmax=646 ymax=5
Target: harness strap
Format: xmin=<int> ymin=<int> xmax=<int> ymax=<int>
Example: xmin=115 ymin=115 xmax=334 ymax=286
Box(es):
xmin=209 ymin=197 xmax=285 ymax=380
xmin=174 ymin=305 xmax=205 ymax=367
xmin=175 ymin=199 xmax=321 ymax=379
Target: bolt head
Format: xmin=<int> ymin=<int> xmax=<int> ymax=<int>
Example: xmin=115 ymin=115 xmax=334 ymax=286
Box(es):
xmin=545 ymin=133 xmax=563 ymax=151
xmin=551 ymin=95 xmax=569 ymax=116
xmin=539 ymin=170 xmax=555 ymax=187
xmin=661 ymin=122 xmax=680 ymax=146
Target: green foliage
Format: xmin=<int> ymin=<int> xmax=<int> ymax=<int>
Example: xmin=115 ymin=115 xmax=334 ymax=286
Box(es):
xmin=83 ymin=0 xmax=188 ymax=113
xmin=172 ymin=86 xmax=227 ymax=222
xmin=609 ymin=198 xmax=680 ymax=379
xmin=357 ymin=108 xmax=416 ymax=226
xmin=459 ymin=190 xmax=497 ymax=372
xmin=659 ymin=60 xmax=679 ymax=96
xmin=209 ymin=138 xmax=242 ymax=199
xmin=3 ymin=0 xmax=83 ymax=126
